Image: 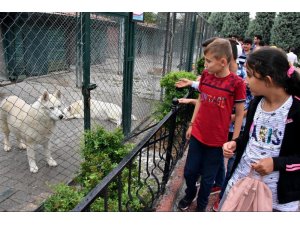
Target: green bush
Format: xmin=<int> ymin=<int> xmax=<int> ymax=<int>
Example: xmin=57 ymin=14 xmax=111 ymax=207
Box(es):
xmin=43 ymin=126 xmax=152 ymax=212
xmin=43 ymin=127 xmax=133 ymax=211
xmin=196 ymin=56 xmax=205 ymax=75
xmin=154 ymin=71 xmax=197 ymax=120
xmin=76 ymin=127 xmax=133 ymax=191
xmin=43 ymin=184 xmax=84 ymax=212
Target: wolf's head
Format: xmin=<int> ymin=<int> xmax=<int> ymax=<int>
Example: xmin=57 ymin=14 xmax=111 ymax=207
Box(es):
xmin=63 ymin=100 xmax=83 ymax=120
xmin=63 ymin=105 xmax=74 ymax=119
xmin=37 ymin=90 xmax=64 ymax=121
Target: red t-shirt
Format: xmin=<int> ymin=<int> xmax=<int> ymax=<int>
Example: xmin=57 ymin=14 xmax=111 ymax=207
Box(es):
xmin=191 ymin=70 xmax=246 ymax=147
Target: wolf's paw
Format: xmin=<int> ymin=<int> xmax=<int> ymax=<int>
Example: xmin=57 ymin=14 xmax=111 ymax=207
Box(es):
xmin=18 ymin=143 xmax=27 ymax=150
xmin=30 ymin=165 xmax=39 ymax=173
xmin=47 ymin=158 xmax=57 ymax=167
xmin=4 ymin=145 xmax=11 ymax=152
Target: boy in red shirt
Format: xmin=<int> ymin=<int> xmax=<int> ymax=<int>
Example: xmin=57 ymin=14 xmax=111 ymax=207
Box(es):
xmin=178 ymin=38 xmax=246 ymax=211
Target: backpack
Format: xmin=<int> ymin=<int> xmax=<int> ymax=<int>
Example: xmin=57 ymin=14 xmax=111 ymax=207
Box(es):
xmin=220 ymin=170 xmax=273 ymax=212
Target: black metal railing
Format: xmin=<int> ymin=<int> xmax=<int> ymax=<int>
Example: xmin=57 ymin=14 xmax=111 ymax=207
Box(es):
xmin=72 ymin=92 xmax=194 ymax=211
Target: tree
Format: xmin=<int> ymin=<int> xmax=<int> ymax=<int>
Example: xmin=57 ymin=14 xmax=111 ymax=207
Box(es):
xmin=245 ymin=19 xmax=256 ymax=39
xmin=221 ymin=12 xmax=250 ymax=38
xmin=246 ymin=12 xmax=276 ymax=44
xmin=270 ymin=12 xmax=300 ymax=51
xmin=144 ymin=12 xmax=157 ymax=24
xmin=208 ymin=12 xmax=226 ymax=33
xmin=200 ymin=12 xmax=211 ymax=20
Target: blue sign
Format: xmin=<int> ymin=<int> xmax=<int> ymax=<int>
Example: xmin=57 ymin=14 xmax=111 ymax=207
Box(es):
xmin=132 ymin=12 xmax=144 ymax=22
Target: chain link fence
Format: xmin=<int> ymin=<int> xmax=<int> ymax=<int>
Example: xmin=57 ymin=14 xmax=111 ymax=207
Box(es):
xmin=0 ymin=12 xmax=216 ymax=211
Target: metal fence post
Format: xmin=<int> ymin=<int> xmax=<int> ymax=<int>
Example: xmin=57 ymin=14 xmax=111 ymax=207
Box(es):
xmin=122 ymin=13 xmax=135 ymax=136
xmin=186 ymin=13 xmax=197 ymax=72
xmin=179 ymin=13 xmax=188 ymax=71
xmin=160 ymin=13 xmax=170 ymax=101
xmin=162 ymin=13 xmax=170 ymax=78
xmin=82 ymin=12 xmax=96 ymax=130
xmin=167 ymin=13 xmax=176 ymax=73
xmin=198 ymin=17 xmax=205 ymax=57
xmin=162 ymin=98 xmax=179 ymax=192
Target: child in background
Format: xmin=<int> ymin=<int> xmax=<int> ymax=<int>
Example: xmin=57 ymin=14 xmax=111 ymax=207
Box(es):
xmin=221 ymin=47 xmax=300 ymax=211
xmin=178 ymin=38 xmax=246 ymax=211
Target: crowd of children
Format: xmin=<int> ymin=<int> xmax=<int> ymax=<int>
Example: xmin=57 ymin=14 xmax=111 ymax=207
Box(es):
xmin=175 ymin=35 xmax=300 ymax=212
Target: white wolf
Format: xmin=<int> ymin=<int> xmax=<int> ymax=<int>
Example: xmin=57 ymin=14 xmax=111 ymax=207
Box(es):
xmin=0 ymin=90 xmax=64 ymax=173
xmin=63 ymin=99 xmax=137 ymax=127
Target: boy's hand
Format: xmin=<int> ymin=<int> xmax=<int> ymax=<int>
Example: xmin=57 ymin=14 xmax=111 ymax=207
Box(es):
xmin=251 ymin=158 xmax=274 ymax=176
xmin=175 ymin=78 xmax=192 ymax=88
xmin=230 ymin=114 xmax=235 ymax=122
xmin=186 ymin=126 xmax=192 ymax=140
xmin=222 ymin=141 xmax=236 ymax=158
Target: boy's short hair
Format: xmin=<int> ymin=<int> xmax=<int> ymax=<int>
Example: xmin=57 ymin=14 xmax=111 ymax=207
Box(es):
xmin=254 ymin=34 xmax=262 ymax=40
xmin=204 ymin=38 xmax=232 ymax=63
xmin=202 ymin=37 xmax=218 ymax=48
xmin=243 ymin=38 xmax=253 ymax=45
xmin=202 ymin=37 xmax=238 ymax=60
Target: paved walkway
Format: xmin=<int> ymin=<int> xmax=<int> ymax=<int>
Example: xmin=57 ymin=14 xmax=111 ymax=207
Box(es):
xmin=156 ymin=150 xmax=219 ymax=212
xmin=173 ymin=181 xmax=219 ymax=212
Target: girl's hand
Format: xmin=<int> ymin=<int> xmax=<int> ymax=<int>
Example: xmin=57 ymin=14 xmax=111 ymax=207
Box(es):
xmin=186 ymin=126 xmax=192 ymax=140
xmin=222 ymin=141 xmax=236 ymax=158
xmin=251 ymin=158 xmax=274 ymax=176
xmin=178 ymin=98 xmax=197 ymax=105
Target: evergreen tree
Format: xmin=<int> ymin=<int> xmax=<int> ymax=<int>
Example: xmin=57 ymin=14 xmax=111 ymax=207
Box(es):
xmin=271 ymin=12 xmax=300 ymax=51
xmin=245 ymin=19 xmax=256 ymax=39
xmin=221 ymin=12 xmax=250 ymax=37
xmin=144 ymin=12 xmax=157 ymax=24
xmin=200 ymin=12 xmax=211 ymax=20
xmin=208 ymin=12 xmax=226 ymax=33
xmin=246 ymin=12 xmax=276 ymax=44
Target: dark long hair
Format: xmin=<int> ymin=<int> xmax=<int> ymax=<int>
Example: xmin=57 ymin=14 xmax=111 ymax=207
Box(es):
xmin=246 ymin=47 xmax=300 ymax=96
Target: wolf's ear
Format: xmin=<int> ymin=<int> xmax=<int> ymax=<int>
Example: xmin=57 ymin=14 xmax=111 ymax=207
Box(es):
xmin=54 ymin=90 xmax=61 ymax=99
xmin=42 ymin=91 xmax=50 ymax=102
xmin=67 ymin=106 xmax=71 ymax=112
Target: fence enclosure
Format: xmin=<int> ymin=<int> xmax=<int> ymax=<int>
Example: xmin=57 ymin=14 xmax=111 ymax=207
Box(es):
xmin=0 ymin=12 xmax=216 ymax=211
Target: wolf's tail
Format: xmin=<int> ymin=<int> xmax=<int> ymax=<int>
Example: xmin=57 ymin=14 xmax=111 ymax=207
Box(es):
xmin=0 ymin=92 xmax=9 ymax=103
xmin=0 ymin=99 xmax=9 ymax=133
